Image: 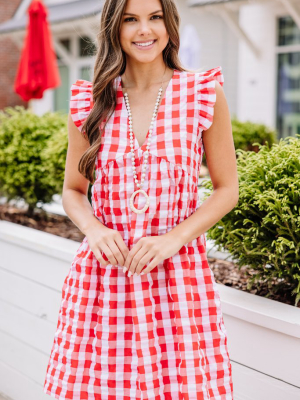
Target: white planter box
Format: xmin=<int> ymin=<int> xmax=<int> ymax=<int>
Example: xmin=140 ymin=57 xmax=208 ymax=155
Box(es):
xmin=0 ymin=221 xmax=299 ymax=400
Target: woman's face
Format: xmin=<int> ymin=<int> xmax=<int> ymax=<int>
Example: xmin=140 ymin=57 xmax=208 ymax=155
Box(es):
xmin=119 ymin=0 xmax=169 ymax=64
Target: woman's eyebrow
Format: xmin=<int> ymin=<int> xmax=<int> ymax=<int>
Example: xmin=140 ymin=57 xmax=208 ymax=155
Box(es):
xmin=123 ymin=10 xmax=163 ymax=16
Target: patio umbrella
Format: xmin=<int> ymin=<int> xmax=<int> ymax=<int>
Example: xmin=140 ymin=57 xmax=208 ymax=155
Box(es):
xmin=14 ymin=0 xmax=60 ymax=101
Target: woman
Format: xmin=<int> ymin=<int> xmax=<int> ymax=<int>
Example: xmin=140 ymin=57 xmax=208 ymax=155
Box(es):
xmin=44 ymin=0 xmax=238 ymax=398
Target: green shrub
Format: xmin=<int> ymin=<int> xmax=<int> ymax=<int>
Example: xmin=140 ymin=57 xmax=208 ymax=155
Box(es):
xmin=202 ymin=136 xmax=300 ymax=306
xmin=42 ymin=128 xmax=94 ymax=206
xmin=0 ymin=106 xmax=68 ymax=213
xmin=231 ymin=117 xmax=277 ymax=152
xmin=41 ymin=125 xmax=68 ymax=195
xmin=202 ymin=118 xmax=277 ymax=167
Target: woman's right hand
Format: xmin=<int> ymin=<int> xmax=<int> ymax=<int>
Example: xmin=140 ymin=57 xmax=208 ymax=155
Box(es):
xmin=85 ymin=224 xmax=129 ymax=267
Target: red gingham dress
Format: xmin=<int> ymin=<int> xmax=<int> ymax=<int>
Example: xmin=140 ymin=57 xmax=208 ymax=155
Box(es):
xmin=43 ymin=66 xmax=234 ymax=400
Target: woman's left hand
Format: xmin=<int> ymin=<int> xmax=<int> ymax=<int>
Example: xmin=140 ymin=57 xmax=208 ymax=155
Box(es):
xmin=123 ymin=233 xmax=185 ymax=276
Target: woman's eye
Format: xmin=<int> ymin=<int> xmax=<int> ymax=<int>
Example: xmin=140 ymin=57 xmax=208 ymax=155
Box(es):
xmin=124 ymin=15 xmax=163 ymax=22
xmin=124 ymin=17 xmax=135 ymax=22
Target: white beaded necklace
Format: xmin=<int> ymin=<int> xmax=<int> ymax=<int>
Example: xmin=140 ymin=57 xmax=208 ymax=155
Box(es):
xmin=122 ymin=69 xmax=168 ymax=214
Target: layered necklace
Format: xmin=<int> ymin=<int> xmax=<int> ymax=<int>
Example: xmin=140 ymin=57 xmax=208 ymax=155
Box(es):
xmin=122 ymin=66 xmax=169 ymax=214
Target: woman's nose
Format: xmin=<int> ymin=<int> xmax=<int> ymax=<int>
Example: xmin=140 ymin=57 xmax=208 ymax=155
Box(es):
xmin=137 ymin=21 xmax=152 ymax=35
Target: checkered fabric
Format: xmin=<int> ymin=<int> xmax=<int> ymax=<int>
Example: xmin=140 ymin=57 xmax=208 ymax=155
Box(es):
xmin=43 ymin=66 xmax=234 ymax=400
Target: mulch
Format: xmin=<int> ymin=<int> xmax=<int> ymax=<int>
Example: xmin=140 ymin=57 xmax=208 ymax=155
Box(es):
xmin=0 ymin=202 xmax=85 ymax=242
xmin=1 ymin=202 xmax=299 ymax=308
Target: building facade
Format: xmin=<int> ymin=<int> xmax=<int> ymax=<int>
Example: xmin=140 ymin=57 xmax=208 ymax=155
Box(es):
xmin=0 ymin=0 xmax=299 ymax=139
xmin=0 ymin=0 xmax=27 ymax=109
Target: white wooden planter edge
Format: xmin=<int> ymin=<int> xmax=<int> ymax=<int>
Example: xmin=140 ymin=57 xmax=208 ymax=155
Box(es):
xmin=0 ymin=220 xmax=79 ymax=263
xmin=1 ymin=220 xmax=299 ymax=340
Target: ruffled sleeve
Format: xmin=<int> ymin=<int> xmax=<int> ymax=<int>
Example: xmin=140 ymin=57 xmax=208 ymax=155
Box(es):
xmin=196 ymin=66 xmax=224 ymax=131
xmin=70 ymin=79 xmax=94 ymax=134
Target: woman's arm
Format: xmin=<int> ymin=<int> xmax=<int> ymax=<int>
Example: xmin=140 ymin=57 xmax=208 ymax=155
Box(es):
xmin=62 ymin=113 xmax=101 ymax=236
xmin=165 ymin=80 xmax=239 ymax=245
xmin=62 ymin=113 xmax=129 ymax=266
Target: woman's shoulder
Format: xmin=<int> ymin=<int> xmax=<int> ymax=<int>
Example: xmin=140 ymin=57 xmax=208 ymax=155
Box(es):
xmin=178 ymin=66 xmax=224 ymax=86
xmin=70 ymin=79 xmax=93 ymax=100
xmin=191 ymin=66 xmax=225 ymax=131
xmin=69 ymin=79 xmax=93 ymax=133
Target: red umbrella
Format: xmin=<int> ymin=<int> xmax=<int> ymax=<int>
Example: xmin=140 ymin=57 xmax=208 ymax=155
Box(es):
xmin=14 ymin=0 xmax=60 ymax=101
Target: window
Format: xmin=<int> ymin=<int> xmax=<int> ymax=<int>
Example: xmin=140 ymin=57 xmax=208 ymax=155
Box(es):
xmin=276 ymin=16 xmax=300 ymax=138
xmin=79 ymin=36 xmax=97 ymax=57
xmin=278 ymin=16 xmax=300 ymax=46
xmin=80 ymin=66 xmax=92 ymax=81
xmin=54 ymin=65 xmax=70 ymax=113
xmin=53 ymin=36 xmax=95 ymax=114
xmin=53 ymin=38 xmax=72 ymax=114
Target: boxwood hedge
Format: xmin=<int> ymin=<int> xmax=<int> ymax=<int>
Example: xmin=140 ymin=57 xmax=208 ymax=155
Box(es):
xmin=202 ymin=136 xmax=300 ymax=306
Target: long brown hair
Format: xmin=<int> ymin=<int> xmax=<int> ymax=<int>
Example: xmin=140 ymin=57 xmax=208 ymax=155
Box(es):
xmin=79 ymin=0 xmax=190 ymax=183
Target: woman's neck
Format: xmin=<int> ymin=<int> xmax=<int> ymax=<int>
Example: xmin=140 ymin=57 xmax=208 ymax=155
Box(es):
xmin=120 ymin=61 xmax=174 ymax=91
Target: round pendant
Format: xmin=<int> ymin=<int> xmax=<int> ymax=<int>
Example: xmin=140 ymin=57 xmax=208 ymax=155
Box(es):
xmin=130 ymin=189 xmax=150 ymax=214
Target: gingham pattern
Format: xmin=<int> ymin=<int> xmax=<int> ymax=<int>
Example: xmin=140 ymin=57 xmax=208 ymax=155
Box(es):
xmin=43 ymin=66 xmax=233 ymax=400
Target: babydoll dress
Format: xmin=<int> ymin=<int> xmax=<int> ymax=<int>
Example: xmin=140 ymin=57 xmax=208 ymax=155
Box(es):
xmin=43 ymin=66 xmax=234 ymax=400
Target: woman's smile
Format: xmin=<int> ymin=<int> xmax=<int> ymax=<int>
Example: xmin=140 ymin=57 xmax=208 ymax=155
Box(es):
xmin=132 ymin=39 xmax=157 ymax=50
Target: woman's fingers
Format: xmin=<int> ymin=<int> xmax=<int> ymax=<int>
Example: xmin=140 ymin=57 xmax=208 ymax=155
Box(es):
xmin=139 ymin=256 xmax=160 ymax=275
xmin=100 ymin=242 xmax=118 ymax=266
xmin=114 ymin=235 xmax=130 ymax=265
xmin=123 ymin=241 xmax=143 ymax=272
xmin=94 ymin=248 xmax=110 ymax=266
xmin=86 ymin=227 xmax=132 ymax=269
xmin=106 ymin=240 xmax=126 ymax=266
xmin=127 ymin=248 xmax=151 ymax=276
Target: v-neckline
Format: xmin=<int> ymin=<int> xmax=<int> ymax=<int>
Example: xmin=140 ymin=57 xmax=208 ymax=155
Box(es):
xmin=118 ymin=69 xmax=177 ymax=151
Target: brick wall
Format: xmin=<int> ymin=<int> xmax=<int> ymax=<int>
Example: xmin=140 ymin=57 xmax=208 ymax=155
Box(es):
xmin=0 ymin=0 xmax=28 ymax=110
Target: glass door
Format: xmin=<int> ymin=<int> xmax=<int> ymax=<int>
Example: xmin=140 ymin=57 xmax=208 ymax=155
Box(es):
xmin=276 ymin=16 xmax=300 ymax=138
